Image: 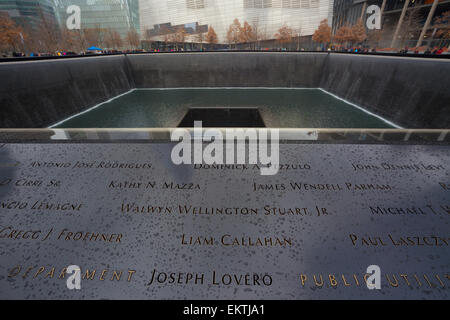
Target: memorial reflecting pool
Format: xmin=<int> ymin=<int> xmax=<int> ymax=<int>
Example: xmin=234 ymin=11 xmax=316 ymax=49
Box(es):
xmin=52 ymin=88 xmax=397 ymax=128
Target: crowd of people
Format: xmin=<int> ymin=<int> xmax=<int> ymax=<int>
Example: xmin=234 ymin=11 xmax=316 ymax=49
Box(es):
xmin=4 ymin=46 xmax=449 ymax=58
xmin=5 ymin=49 xmax=146 ymax=58
xmin=332 ymin=45 xmax=449 ymax=55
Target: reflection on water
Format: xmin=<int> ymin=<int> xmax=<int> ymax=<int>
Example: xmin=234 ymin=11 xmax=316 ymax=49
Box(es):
xmin=52 ymin=88 xmax=397 ymax=129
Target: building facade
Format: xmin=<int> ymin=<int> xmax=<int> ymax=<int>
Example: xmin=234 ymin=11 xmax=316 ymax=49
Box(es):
xmin=55 ymin=0 xmax=140 ymax=39
xmin=139 ymin=0 xmax=334 ymax=43
xmin=332 ymin=0 xmax=450 ymax=48
xmin=0 ymin=0 xmax=59 ymax=33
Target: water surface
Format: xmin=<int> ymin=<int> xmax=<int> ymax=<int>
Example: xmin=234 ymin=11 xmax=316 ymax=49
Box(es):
xmin=53 ymin=89 xmax=396 ymax=128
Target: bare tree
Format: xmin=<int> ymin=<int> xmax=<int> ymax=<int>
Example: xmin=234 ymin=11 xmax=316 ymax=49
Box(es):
xmin=37 ymin=8 xmax=59 ymax=53
xmin=195 ymin=31 xmax=205 ymax=50
xmin=367 ymin=29 xmax=383 ymax=49
xmin=295 ymin=27 xmax=303 ymax=51
xmin=76 ymin=29 xmax=86 ymax=52
xmin=251 ymin=21 xmax=262 ymax=50
xmin=261 ymin=25 xmax=270 ymax=49
xmin=22 ymin=22 xmax=39 ymax=53
xmin=159 ymin=25 xmax=170 ymax=50
xmin=434 ymin=10 xmax=450 ymax=48
xmin=398 ymin=8 xmax=423 ymax=47
xmin=60 ymin=29 xmax=80 ymax=52
xmin=84 ymin=26 xmax=106 ymax=48
xmin=173 ymin=26 xmax=186 ymax=50
xmin=126 ymin=28 xmax=140 ymax=49
xmin=227 ymin=18 xmax=242 ymax=49
xmin=240 ymin=21 xmax=254 ymax=49
xmin=104 ymin=29 xmax=123 ymax=50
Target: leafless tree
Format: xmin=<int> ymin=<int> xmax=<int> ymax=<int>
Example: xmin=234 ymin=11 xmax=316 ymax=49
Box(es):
xmin=126 ymin=28 xmax=140 ymax=49
xmin=227 ymin=18 xmax=242 ymax=49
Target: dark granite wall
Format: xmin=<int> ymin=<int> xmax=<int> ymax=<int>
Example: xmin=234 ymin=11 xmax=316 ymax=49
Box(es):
xmin=128 ymin=52 xmax=327 ymax=88
xmin=319 ymin=54 xmax=450 ymax=129
xmin=0 ymin=53 xmax=448 ymax=128
xmin=0 ymin=55 xmax=133 ymax=128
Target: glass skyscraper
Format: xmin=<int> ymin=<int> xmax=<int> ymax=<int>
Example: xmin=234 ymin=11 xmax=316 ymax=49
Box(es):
xmin=139 ymin=0 xmax=334 ymax=43
xmin=55 ymin=0 xmax=140 ymax=39
xmin=0 ymin=0 xmax=59 ymax=33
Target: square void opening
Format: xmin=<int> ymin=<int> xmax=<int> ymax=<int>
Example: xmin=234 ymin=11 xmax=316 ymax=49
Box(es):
xmin=177 ymin=107 xmax=266 ymax=127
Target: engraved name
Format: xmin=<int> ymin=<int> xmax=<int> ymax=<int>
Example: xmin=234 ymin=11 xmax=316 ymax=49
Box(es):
xmin=181 ymin=234 xmax=292 ymax=247
xmin=349 ymin=234 xmax=450 ymax=247
xmin=29 ymin=161 xmax=152 ymax=170
xmin=147 ymin=269 xmax=273 ymax=286
xmin=193 ymin=163 xmax=311 ymax=171
xmin=0 ymin=178 xmax=61 ymax=188
xmin=121 ymin=203 xmax=332 ymax=217
xmin=0 ymin=200 xmax=83 ymax=211
xmin=369 ymin=205 xmax=449 ymax=215
xmin=351 ymin=162 xmax=445 ymax=172
xmin=253 ymin=182 xmax=392 ymax=191
xmin=109 ymin=181 xmax=200 ymax=190
xmin=0 ymin=226 xmax=123 ymax=243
